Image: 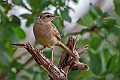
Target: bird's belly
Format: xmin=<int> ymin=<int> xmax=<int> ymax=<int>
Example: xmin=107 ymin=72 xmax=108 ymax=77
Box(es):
xmin=35 ymin=29 xmax=58 ymax=48
xmin=37 ymin=36 xmax=58 ymax=48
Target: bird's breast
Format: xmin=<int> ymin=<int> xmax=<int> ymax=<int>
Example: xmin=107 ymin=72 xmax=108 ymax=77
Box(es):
xmin=33 ymin=22 xmax=58 ymax=48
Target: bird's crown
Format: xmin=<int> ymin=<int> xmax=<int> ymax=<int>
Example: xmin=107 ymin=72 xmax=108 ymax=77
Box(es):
xmin=39 ymin=12 xmax=59 ymax=22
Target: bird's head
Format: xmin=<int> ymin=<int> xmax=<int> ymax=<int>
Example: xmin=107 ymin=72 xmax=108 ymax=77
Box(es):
xmin=39 ymin=12 xmax=60 ymax=22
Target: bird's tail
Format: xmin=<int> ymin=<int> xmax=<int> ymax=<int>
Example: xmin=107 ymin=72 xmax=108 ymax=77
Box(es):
xmin=56 ymin=41 xmax=76 ymax=59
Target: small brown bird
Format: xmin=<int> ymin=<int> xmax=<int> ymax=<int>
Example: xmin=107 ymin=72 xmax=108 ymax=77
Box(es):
xmin=33 ymin=12 xmax=76 ymax=62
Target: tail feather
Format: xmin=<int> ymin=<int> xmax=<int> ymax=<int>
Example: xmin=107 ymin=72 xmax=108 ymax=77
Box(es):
xmin=56 ymin=41 xmax=76 ymax=59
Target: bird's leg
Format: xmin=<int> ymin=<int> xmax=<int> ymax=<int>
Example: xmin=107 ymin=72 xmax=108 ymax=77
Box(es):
xmin=40 ymin=46 xmax=46 ymax=52
xmin=51 ymin=48 xmax=54 ymax=62
xmin=48 ymin=48 xmax=54 ymax=69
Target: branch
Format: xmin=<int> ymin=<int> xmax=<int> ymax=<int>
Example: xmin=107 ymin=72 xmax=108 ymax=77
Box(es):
xmin=58 ymin=37 xmax=89 ymax=76
xmin=12 ymin=37 xmax=89 ymax=80
xmin=12 ymin=43 xmax=67 ymax=80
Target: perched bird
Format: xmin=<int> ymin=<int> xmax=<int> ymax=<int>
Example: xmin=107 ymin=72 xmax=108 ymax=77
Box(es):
xmin=33 ymin=12 xmax=76 ymax=62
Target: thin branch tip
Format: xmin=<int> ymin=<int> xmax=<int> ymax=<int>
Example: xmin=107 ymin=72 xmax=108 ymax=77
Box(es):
xmin=84 ymin=45 xmax=89 ymax=49
xmin=83 ymin=64 xmax=89 ymax=71
xmin=11 ymin=43 xmax=26 ymax=47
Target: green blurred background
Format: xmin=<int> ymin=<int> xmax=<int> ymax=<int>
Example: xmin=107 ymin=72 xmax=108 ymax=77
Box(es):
xmin=0 ymin=0 xmax=120 ymax=80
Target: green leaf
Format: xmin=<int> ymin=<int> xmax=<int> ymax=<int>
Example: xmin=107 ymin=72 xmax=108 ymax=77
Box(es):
xmin=105 ymin=26 xmax=120 ymax=50
xmin=26 ymin=65 xmax=41 ymax=74
xmin=103 ymin=48 xmax=111 ymax=64
xmin=118 ymin=57 xmax=120 ymax=66
xmin=116 ymin=17 xmax=120 ymax=27
xmin=8 ymin=28 xmax=19 ymax=43
xmin=68 ymin=71 xmax=81 ymax=79
xmin=10 ymin=15 xmax=20 ymax=27
xmin=73 ymin=0 xmax=78 ymax=3
xmin=107 ymin=54 xmax=118 ymax=71
xmin=89 ymin=33 xmax=102 ymax=50
xmin=20 ymin=75 xmax=30 ymax=80
xmin=95 ymin=18 xmax=103 ymax=27
xmin=10 ymin=60 xmax=22 ymax=69
xmin=105 ymin=73 xmax=115 ymax=80
xmin=59 ymin=0 xmax=65 ymax=6
xmin=107 ymin=33 xmax=116 ymax=47
xmin=53 ymin=10 xmax=63 ymax=28
xmin=0 ymin=42 xmax=7 ymax=53
xmin=0 ymin=0 xmax=3 ymax=4
xmin=80 ymin=28 xmax=88 ymax=35
xmin=33 ymin=66 xmax=40 ymax=73
xmin=1 ymin=12 xmax=9 ymax=25
xmin=26 ymin=66 xmax=34 ymax=73
xmin=0 ymin=52 xmax=11 ymax=66
xmin=33 ymin=73 xmax=42 ymax=80
xmin=77 ymin=13 xmax=94 ymax=27
xmin=100 ymin=28 xmax=110 ymax=36
xmin=7 ymin=70 xmax=16 ymax=80
xmin=88 ymin=3 xmax=104 ymax=28
xmin=84 ymin=76 xmax=99 ymax=80
xmin=12 ymin=27 xmax=26 ymax=39
xmin=114 ymin=0 xmax=120 ymax=16
xmin=61 ymin=9 xmax=71 ymax=22
xmin=28 ymin=0 xmax=42 ymax=9
xmin=26 ymin=19 xmax=33 ymax=26
xmin=89 ymin=52 xmax=102 ymax=75
xmin=43 ymin=50 xmax=52 ymax=59
xmin=0 ymin=43 xmax=11 ymax=66
xmin=103 ymin=19 xmax=116 ymax=27
xmin=12 ymin=0 xmax=24 ymax=6
xmin=20 ymin=14 xmax=33 ymax=26
xmin=90 ymin=3 xmax=103 ymax=17
xmin=0 ymin=5 xmax=5 ymax=12
xmin=20 ymin=14 xmax=31 ymax=19
xmin=8 ymin=43 xmax=16 ymax=56
xmin=28 ymin=0 xmax=51 ymax=13
xmin=40 ymin=1 xmax=51 ymax=10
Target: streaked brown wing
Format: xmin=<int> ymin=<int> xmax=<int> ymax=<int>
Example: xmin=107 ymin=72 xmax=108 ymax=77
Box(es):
xmin=51 ymin=23 xmax=61 ymax=41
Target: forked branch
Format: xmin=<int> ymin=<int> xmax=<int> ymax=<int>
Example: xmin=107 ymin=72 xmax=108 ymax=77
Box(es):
xmin=12 ymin=37 xmax=89 ymax=80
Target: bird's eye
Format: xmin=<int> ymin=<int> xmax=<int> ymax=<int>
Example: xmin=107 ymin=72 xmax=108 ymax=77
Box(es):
xmin=46 ymin=15 xmax=50 ymax=18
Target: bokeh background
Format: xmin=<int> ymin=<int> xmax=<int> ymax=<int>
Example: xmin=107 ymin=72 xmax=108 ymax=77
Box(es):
xmin=0 ymin=0 xmax=120 ymax=80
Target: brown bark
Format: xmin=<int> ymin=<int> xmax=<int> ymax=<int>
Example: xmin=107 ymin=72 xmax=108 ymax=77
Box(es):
xmin=12 ymin=37 xmax=89 ymax=80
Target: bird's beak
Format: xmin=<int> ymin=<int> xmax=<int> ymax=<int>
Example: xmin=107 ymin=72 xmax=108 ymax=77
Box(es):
xmin=54 ymin=16 xmax=60 ymax=18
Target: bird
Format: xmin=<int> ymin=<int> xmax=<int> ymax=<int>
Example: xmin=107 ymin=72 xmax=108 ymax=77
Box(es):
xmin=33 ymin=12 xmax=76 ymax=62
